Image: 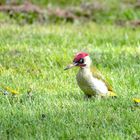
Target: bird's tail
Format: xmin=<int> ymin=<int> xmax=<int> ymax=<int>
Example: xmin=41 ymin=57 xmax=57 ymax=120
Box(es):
xmin=108 ymin=91 xmax=117 ymax=97
xmin=133 ymin=98 xmax=140 ymax=104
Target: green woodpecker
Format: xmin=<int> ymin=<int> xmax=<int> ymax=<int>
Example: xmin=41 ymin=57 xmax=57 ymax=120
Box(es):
xmin=64 ymin=52 xmax=117 ymax=97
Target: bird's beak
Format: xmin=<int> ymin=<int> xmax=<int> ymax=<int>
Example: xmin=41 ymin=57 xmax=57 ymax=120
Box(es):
xmin=64 ymin=62 xmax=78 ymax=70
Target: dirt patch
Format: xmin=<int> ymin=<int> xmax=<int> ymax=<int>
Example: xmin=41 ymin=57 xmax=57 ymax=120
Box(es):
xmin=0 ymin=2 xmax=43 ymax=13
xmin=0 ymin=2 xmax=45 ymax=24
xmin=47 ymin=2 xmax=104 ymax=22
xmin=0 ymin=1 xmax=139 ymax=26
xmin=47 ymin=7 xmax=78 ymax=22
xmin=129 ymin=20 xmax=140 ymax=27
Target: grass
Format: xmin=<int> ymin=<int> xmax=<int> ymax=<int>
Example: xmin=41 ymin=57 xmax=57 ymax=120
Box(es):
xmin=1 ymin=0 xmax=140 ymax=25
xmin=0 ymin=22 xmax=140 ymax=139
xmin=1 ymin=0 xmax=137 ymax=7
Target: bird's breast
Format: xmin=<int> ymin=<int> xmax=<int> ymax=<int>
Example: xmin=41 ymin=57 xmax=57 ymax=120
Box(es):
xmin=76 ymin=69 xmax=108 ymax=95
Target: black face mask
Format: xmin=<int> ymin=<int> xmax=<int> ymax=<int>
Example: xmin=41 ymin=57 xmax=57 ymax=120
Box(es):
xmin=78 ymin=58 xmax=84 ymax=64
xmin=74 ymin=58 xmax=84 ymax=64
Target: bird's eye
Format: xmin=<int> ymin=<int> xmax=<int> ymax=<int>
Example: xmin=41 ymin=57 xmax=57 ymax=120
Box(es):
xmin=79 ymin=58 xmax=84 ymax=63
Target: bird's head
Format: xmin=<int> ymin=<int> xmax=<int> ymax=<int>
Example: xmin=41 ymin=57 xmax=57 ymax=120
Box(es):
xmin=64 ymin=52 xmax=92 ymax=70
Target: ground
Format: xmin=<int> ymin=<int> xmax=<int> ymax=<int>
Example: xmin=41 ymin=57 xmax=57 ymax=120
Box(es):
xmin=0 ymin=23 xmax=140 ymax=139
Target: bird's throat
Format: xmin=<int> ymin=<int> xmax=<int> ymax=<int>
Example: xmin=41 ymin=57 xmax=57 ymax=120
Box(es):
xmin=79 ymin=64 xmax=86 ymax=68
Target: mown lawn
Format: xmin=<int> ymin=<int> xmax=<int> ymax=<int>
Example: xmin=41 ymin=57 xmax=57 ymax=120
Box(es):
xmin=0 ymin=23 xmax=140 ymax=139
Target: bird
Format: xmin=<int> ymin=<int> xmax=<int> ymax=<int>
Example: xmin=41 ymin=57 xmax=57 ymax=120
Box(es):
xmin=64 ymin=52 xmax=117 ymax=98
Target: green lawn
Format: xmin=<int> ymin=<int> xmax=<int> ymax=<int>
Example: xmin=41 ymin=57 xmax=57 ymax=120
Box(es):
xmin=0 ymin=23 xmax=140 ymax=139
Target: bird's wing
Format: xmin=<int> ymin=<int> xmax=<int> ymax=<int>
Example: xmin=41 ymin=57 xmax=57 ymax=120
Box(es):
xmin=91 ymin=67 xmax=113 ymax=91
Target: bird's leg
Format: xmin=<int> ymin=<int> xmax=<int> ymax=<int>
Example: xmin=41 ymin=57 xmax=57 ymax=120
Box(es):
xmin=84 ymin=94 xmax=92 ymax=100
xmin=96 ymin=95 xmax=102 ymax=100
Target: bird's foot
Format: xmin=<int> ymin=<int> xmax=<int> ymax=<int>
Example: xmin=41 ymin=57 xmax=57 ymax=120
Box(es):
xmin=84 ymin=94 xmax=93 ymax=100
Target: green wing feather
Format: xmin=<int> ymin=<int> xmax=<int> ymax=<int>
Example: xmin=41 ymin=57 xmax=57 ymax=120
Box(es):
xmin=91 ymin=67 xmax=113 ymax=92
